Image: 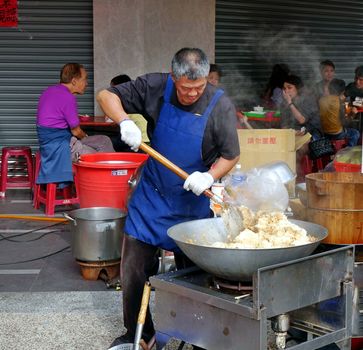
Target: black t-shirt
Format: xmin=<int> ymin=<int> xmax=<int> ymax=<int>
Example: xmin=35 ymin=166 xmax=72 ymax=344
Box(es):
xmin=108 ymin=73 xmax=240 ymax=167
xmin=345 ymin=82 xmax=363 ymax=104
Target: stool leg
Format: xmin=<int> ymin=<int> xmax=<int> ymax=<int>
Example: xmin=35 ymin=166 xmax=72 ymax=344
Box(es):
xmin=0 ymin=152 xmax=9 ymax=197
xmin=33 ymin=183 xmax=41 ymax=209
xmin=62 ymin=185 xmax=72 ymax=199
xmin=25 ymin=152 xmax=34 ymax=188
xmin=315 ymin=158 xmax=324 ymax=171
xmin=45 ymin=184 xmax=57 ymax=216
xmin=73 ymin=168 xmax=79 ymax=202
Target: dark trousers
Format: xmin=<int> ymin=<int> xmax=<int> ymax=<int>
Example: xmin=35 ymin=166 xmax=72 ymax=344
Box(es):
xmin=120 ymin=234 xmax=195 ymax=342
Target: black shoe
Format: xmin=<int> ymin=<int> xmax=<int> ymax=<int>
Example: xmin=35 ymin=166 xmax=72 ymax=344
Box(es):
xmin=109 ymin=333 xmax=134 ymax=348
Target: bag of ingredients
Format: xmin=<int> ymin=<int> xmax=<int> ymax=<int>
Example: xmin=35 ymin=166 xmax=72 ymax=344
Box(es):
xmin=224 ymin=167 xmax=289 ymax=212
xmin=334 ymin=146 xmax=362 ymax=165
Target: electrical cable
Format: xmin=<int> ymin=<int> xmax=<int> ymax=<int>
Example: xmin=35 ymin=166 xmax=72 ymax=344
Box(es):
xmin=0 ymin=221 xmax=65 ymax=242
xmin=0 ymin=230 xmax=58 ymax=242
xmin=0 ymin=246 xmax=71 ymax=265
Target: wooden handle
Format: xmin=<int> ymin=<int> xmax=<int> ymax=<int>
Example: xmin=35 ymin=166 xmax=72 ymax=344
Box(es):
xmin=140 ymin=143 xmax=189 ymax=180
xmin=0 ymin=214 xmax=67 ymax=222
xmin=137 ymin=281 xmax=151 ymax=325
xmin=139 ymin=142 xmax=217 ymax=200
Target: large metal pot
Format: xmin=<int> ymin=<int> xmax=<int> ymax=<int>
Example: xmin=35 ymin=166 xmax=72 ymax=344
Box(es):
xmin=167 ymin=218 xmax=328 ymax=281
xmin=64 ymin=207 xmax=126 ymax=262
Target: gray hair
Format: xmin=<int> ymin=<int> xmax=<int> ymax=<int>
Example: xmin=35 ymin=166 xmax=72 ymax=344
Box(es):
xmin=171 ymin=48 xmax=210 ymax=80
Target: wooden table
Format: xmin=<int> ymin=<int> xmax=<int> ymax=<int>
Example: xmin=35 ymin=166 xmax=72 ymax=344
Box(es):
xmin=79 ymin=116 xmax=119 ymax=141
xmin=79 ymin=115 xmax=117 ymax=127
xmin=237 ymin=110 xmax=281 ymax=129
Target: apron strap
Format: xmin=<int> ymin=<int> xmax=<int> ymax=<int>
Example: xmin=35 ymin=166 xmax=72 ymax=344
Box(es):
xmin=163 ymin=74 xmax=174 ymax=103
xmin=203 ymin=89 xmax=224 ymax=119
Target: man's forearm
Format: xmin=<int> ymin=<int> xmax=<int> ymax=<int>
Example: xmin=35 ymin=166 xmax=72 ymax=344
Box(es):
xmin=208 ymin=156 xmax=240 ymax=181
xmin=96 ymin=90 xmax=129 ymax=123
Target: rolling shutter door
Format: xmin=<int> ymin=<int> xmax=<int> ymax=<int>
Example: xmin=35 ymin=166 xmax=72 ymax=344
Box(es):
xmin=0 ymin=0 xmax=93 ymax=149
xmin=216 ymin=0 xmax=363 ymax=107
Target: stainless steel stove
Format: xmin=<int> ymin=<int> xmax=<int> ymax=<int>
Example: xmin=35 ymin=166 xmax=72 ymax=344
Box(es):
xmin=150 ymin=245 xmax=354 ymax=350
xmin=352 ymin=245 xmax=363 ymax=347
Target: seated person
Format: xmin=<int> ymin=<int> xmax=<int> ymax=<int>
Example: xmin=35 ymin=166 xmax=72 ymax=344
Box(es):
xmin=207 ymin=63 xmax=222 ymax=87
xmin=109 ymin=74 xmax=149 ymax=152
xmin=36 ymin=63 xmax=114 ymax=184
xmin=313 ymin=60 xmax=336 ymax=100
xmin=280 ymin=74 xmax=322 ymax=180
xmin=319 ymin=79 xmax=360 ymax=147
xmin=261 ymin=63 xmax=290 ymax=109
xmin=281 ymin=74 xmax=321 ymax=139
xmin=345 ymin=65 xmax=363 ymax=110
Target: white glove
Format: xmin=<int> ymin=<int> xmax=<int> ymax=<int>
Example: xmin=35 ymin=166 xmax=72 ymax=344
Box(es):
xmin=183 ymin=171 xmax=214 ymax=196
xmin=119 ymin=119 xmax=142 ymax=151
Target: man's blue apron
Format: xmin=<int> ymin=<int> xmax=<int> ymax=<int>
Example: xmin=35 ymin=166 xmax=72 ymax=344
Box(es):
xmin=36 ymin=125 xmax=73 ymax=184
xmin=125 ymin=75 xmax=224 ymax=251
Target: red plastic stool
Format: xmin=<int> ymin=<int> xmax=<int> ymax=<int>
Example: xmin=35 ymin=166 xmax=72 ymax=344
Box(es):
xmin=331 ymin=138 xmax=347 ymax=152
xmin=301 ymin=155 xmax=313 ymax=177
xmin=0 ymin=146 xmax=34 ymax=197
xmin=33 ymin=152 xmax=79 ymax=216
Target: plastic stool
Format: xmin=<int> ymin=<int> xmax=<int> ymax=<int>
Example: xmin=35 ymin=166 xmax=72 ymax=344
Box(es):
xmin=33 ymin=152 xmax=79 ymax=216
xmin=301 ymin=155 xmax=313 ymax=177
xmin=331 ymin=139 xmax=347 ymax=152
xmin=0 ymin=146 xmax=34 ymax=197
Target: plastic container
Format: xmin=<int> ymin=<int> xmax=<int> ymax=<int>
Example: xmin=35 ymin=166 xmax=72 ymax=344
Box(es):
xmin=230 ymin=164 xmax=246 ymax=184
xmin=333 ymin=146 xmax=361 ymax=172
xmin=210 ymin=181 xmax=225 ymax=216
xmin=223 ymin=164 xmax=246 ymax=205
xmin=73 ymin=153 xmax=148 ymax=211
xmin=334 ymin=160 xmax=361 ymax=172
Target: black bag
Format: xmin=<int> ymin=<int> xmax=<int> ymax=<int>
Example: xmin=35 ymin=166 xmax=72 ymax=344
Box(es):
xmin=308 ymin=130 xmax=335 ymax=160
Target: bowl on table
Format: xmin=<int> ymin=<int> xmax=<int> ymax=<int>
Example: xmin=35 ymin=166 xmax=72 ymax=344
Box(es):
xmin=79 ymin=115 xmax=91 ymax=122
xmin=253 ymin=106 xmax=264 ymax=113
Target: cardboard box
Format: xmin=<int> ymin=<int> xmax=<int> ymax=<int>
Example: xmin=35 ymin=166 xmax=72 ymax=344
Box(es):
xmin=237 ymin=129 xmax=297 ymax=172
xmin=236 ymin=129 xmax=307 ymax=198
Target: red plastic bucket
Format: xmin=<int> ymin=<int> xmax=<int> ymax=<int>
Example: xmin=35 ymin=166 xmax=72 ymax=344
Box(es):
xmin=74 ymin=153 xmax=148 ymax=211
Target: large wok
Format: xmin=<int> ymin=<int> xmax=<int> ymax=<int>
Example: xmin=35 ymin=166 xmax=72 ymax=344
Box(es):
xmin=167 ymin=218 xmax=328 ymax=281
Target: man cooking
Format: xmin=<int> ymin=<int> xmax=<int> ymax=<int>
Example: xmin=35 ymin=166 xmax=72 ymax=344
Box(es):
xmin=97 ymin=47 xmax=240 ymax=348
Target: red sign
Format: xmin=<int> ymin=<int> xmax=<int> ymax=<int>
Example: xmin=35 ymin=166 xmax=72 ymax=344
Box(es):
xmin=0 ymin=0 xmax=17 ymax=27
xmin=246 ymin=137 xmax=277 ymax=145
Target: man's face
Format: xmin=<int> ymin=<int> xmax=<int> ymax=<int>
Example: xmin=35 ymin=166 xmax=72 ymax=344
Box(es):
xmin=172 ymin=75 xmax=207 ymax=105
xmin=73 ymin=68 xmax=88 ymax=95
xmin=356 ymin=76 xmax=363 ymax=90
xmin=321 ymin=65 xmax=335 ymax=82
xmin=283 ymin=82 xmax=298 ymax=99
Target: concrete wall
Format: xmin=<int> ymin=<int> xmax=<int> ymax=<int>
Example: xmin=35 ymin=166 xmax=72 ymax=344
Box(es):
xmin=93 ymin=0 xmax=215 ymax=115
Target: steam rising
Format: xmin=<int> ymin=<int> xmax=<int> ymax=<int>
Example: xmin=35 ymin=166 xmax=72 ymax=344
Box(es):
xmin=219 ymin=25 xmax=331 ymax=108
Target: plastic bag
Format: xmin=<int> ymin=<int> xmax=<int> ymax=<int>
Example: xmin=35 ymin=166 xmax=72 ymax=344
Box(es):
xmin=224 ymin=168 xmax=289 ymax=212
xmin=334 ymin=146 xmax=362 ymax=165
